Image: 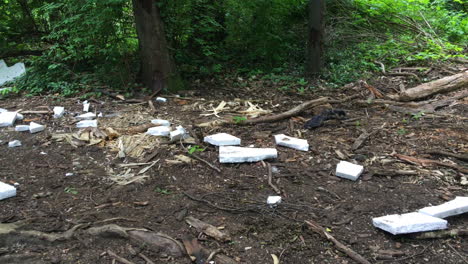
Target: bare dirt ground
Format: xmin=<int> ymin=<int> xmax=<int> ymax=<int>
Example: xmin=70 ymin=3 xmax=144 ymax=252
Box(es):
xmin=0 ymin=68 xmax=467 ymax=264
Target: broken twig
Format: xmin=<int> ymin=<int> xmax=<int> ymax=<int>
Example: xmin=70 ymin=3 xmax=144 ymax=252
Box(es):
xmin=267 ymin=163 xmax=281 ymax=195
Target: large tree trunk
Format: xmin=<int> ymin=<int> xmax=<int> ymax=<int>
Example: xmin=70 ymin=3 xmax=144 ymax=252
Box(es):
xmin=306 ymin=0 xmax=325 ymax=76
xmin=132 ymin=0 xmax=183 ymax=91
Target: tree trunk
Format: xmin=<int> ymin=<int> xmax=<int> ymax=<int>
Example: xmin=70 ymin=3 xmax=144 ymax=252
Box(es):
xmin=131 ymin=0 xmax=183 ymax=91
xmin=306 ymin=0 xmax=325 ymax=76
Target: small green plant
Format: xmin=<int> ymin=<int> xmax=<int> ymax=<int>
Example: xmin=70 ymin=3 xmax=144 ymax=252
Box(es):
xmin=64 ymin=187 xmax=78 ymax=195
xmin=155 ymin=187 xmax=172 ymax=195
xmin=397 ymin=128 xmax=407 ymax=135
xmin=188 ymin=145 xmax=205 ymax=155
xmin=411 ymin=111 xmax=425 ymax=120
xmin=297 ymin=78 xmax=308 ymax=86
xmin=232 ymin=116 xmax=247 ymax=124
xmin=296 ymin=87 xmax=306 ymax=94
xmin=402 ymin=118 xmax=409 ymax=124
xmin=355 ymin=120 xmax=361 ymax=127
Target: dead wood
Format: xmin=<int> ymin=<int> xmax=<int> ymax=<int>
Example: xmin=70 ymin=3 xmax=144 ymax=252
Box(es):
xmin=107 ymin=250 xmax=135 ymax=264
xmin=185 ymin=216 xmax=231 ymax=242
xmin=389 ymin=70 xmax=468 ymax=101
xmin=410 ymin=229 xmax=468 ymax=239
xmin=426 ymin=150 xmax=468 ymax=162
xmin=360 ymin=80 xmax=384 ymax=98
xmin=305 ymin=220 xmax=371 ymax=264
xmin=267 ymin=163 xmax=281 ymax=195
xmin=127 ymin=230 xmax=185 ymax=257
xmin=394 ymin=153 xmax=468 ymax=174
xmin=352 ymin=130 xmax=374 ymax=150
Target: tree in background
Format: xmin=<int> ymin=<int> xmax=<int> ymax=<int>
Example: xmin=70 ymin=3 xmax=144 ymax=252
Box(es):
xmin=307 ymin=0 xmax=325 ymax=76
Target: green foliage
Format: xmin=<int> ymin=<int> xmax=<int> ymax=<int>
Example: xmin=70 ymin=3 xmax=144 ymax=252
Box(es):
xmin=188 ymin=145 xmax=205 ymax=155
xmin=154 ymin=187 xmax=172 ymax=195
xmin=232 ymin=116 xmax=247 ymax=124
xmin=64 ymin=187 xmax=78 ymax=195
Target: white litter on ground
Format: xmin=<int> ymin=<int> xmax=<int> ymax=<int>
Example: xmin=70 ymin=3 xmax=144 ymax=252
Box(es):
xmin=76 ymin=120 xmax=97 ymax=128
xmin=0 ymin=59 xmax=26 ymax=86
xmin=15 ymin=125 xmax=30 ymax=132
xmin=53 ymin=106 xmax=65 ymax=118
xmin=372 ymin=212 xmax=448 ymax=235
xmin=29 ymin=122 xmax=45 ymax=133
xmin=146 ymin=126 xmax=171 ymax=136
xmin=335 ymin=161 xmax=364 ymax=181
xmin=8 ymin=140 xmax=21 ymax=148
xmin=0 ymin=181 xmax=16 ymax=200
xmin=170 ymin=125 xmax=189 ymax=142
xmin=274 ymin=134 xmax=309 ymax=151
xmin=418 ymin=196 xmax=468 ymax=219
xmin=83 ymin=100 xmax=90 ymax=112
xmin=156 ymin=97 xmax=167 ymax=103
xmin=0 ymin=108 xmax=7 ymax=112
xmin=151 ymin=119 xmax=171 ymax=126
xmin=76 ymin=112 xmax=96 ymax=120
xmin=204 ymin=133 xmax=241 ymax=146
xmin=0 ymin=111 xmax=18 ymax=127
xmin=15 ymin=113 xmax=23 ymax=120
xmin=219 ymin=146 xmax=278 ymax=163
xmin=267 ymin=196 xmax=282 ymax=206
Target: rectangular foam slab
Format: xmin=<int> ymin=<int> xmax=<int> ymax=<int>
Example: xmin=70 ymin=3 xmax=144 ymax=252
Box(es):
xmin=274 ymin=134 xmax=309 ymax=151
xmin=418 ymin=196 xmax=468 ymax=219
xmin=372 ymin=212 xmax=447 ymax=235
xmin=204 ymin=133 xmax=241 ymax=146
xmin=336 ymin=160 xmax=364 ymax=181
xmin=219 ymin=146 xmax=277 ymax=163
xmin=0 ymin=181 xmax=16 ymax=200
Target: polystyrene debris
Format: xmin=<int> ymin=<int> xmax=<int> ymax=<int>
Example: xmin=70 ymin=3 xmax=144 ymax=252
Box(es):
xmin=76 ymin=120 xmax=97 ymax=128
xmin=53 ymin=106 xmax=65 ymax=118
xmin=0 ymin=59 xmax=26 ymax=86
xmin=65 ymin=173 xmax=74 ymax=177
xmin=146 ymin=126 xmax=171 ymax=136
xmin=156 ymin=97 xmax=167 ymax=103
xmin=151 ymin=119 xmax=171 ymax=126
xmin=0 ymin=181 xmax=16 ymax=200
xmin=15 ymin=113 xmax=23 ymax=120
xmin=76 ymin=112 xmax=96 ymax=120
xmin=219 ymin=146 xmax=278 ymax=163
xmin=170 ymin=125 xmax=189 ymax=142
xmin=8 ymin=140 xmax=21 ymax=148
xmin=29 ymin=122 xmax=45 ymax=133
xmin=372 ymin=212 xmax=447 ymax=235
xmin=267 ymin=196 xmax=282 ymax=205
xmin=0 ymin=108 xmax=7 ymax=112
xmin=274 ymin=134 xmax=309 ymax=151
xmin=83 ymin=100 xmax=90 ymax=112
xmin=418 ymin=196 xmax=468 ymax=219
xmin=15 ymin=125 xmax=30 ymax=132
xmin=204 ymin=133 xmax=241 ymax=146
xmin=335 ymin=161 xmax=364 ymax=181
xmin=0 ymin=111 xmax=18 ymax=127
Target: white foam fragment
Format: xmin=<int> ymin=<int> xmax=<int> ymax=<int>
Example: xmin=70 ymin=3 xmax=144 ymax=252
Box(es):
xmin=151 ymin=119 xmax=171 ymax=126
xmin=76 ymin=120 xmax=97 ymax=128
xmin=146 ymin=126 xmax=171 ymax=136
xmin=156 ymin=97 xmax=167 ymax=103
xmin=372 ymin=212 xmax=447 ymax=235
xmin=274 ymin=134 xmax=309 ymax=151
xmin=53 ymin=106 xmax=65 ymax=118
xmin=267 ymin=196 xmax=282 ymax=206
xmin=170 ymin=125 xmax=189 ymax=142
xmin=219 ymin=146 xmax=277 ymax=163
xmin=336 ymin=161 xmax=364 ymax=181
xmin=15 ymin=125 xmax=30 ymax=132
xmin=204 ymin=133 xmax=241 ymax=146
xmin=76 ymin=112 xmax=96 ymax=120
xmin=0 ymin=111 xmax=18 ymax=127
xmin=0 ymin=108 xmax=7 ymax=112
xmin=15 ymin=113 xmax=23 ymax=120
xmin=8 ymin=140 xmax=21 ymax=148
xmin=418 ymin=196 xmax=468 ymax=219
xmin=29 ymin=122 xmax=45 ymax=133
xmin=83 ymin=101 xmax=90 ymax=112
xmin=0 ymin=60 xmax=26 ymax=86
xmin=0 ymin=181 xmax=16 ymax=200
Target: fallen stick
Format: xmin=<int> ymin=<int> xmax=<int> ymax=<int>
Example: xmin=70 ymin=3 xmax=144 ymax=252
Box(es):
xmin=107 ymin=250 xmax=135 ymax=264
xmin=185 ymin=216 xmax=231 ymax=242
xmin=394 ymin=153 xmax=468 ymax=174
xmin=138 ymin=253 xmax=155 ymax=264
xmin=410 ymin=229 xmax=468 ymax=239
xmin=426 ymin=150 xmax=468 ymax=162
xmin=267 ymin=163 xmax=281 ymax=195
xmin=190 ymin=153 xmax=221 ymax=173
xmin=352 ymin=130 xmax=374 ymax=150
xmin=305 ymin=220 xmax=371 ymax=264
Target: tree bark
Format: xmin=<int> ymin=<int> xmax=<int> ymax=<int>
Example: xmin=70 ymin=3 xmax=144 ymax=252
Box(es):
xmin=306 ymin=0 xmax=325 ymax=76
xmin=131 ymin=0 xmax=183 ymax=91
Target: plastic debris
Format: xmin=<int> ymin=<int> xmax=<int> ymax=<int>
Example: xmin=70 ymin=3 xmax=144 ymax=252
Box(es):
xmin=53 ymin=106 xmax=65 ymax=118
xmin=0 ymin=111 xmax=18 ymax=127
xmin=0 ymin=108 xmax=7 ymax=112
xmin=15 ymin=125 xmax=30 ymax=132
xmin=418 ymin=196 xmax=468 ymax=219
xmin=274 ymin=134 xmax=309 ymax=151
xmin=76 ymin=112 xmax=96 ymax=120
xmin=146 ymin=126 xmax=171 ymax=136
xmin=83 ymin=100 xmax=90 ymax=112
xmin=8 ymin=140 xmax=21 ymax=148
xmin=29 ymin=122 xmax=45 ymax=133
xmin=304 ymin=109 xmax=346 ymax=129
xmin=76 ymin=120 xmax=98 ymax=128
xmin=204 ymin=133 xmax=241 ymax=146
xmin=267 ymin=196 xmax=282 ymax=206
xmin=156 ymin=97 xmax=167 ymax=103
xmin=335 ymin=161 xmax=364 ymax=181
xmin=219 ymin=146 xmax=278 ymax=163
xmin=170 ymin=125 xmax=189 ymax=142
xmin=0 ymin=181 xmax=16 ymax=200
xmin=151 ymin=119 xmax=171 ymax=126
xmin=16 ymin=113 xmax=24 ymax=120
xmin=65 ymin=173 xmax=74 ymax=177
xmin=372 ymin=212 xmax=447 ymax=235
xmin=0 ymin=59 xmax=26 ymax=86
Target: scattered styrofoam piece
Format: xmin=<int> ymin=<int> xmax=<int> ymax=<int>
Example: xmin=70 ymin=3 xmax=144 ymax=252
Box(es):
xmin=335 ymin=161 xmax=364 ymax=181
xmin=15 ymin=125 xmax=30 ymax=132
xmin=418 ymin=196 xmax=468 ymax=219
xmin=8 ymin=140 xmax=21 ymax=148
xmin=76 ymin=120 xmax=97 ymax=128
xmin=372 ymin=212 xmax=447 ymax=235
xmin=170 ymin=125 xmax=189 ymax=142
xmin=219 ymin=146 xmax=278 ymax=163
xmin=53 ymin=106 xmax=65 ymax=118
xmin=0 ymin=108 xmax=7 ymax=113
xmin=146 ymin=126 xmax=171 ymax=136
xmin=0 ymin=181 xmax=16 ymax=200
xmin=65 ymin=173 xmax=74 ymax=177
xmin=0 ymin=111 xmax=18 ymax=127
xmin=151 ymin=119 xmax=171 ymax=126
xmin=156 ymin=97 xmax=167 ymax=103
xmin=274 ymin=134 xmax=309 ymax=151
xmin=267 ymin=196 xmax=282 ymax=206
xmin=0 ymin=59 xmax=26 ymax=86
xmin=15 ymin=113 xmax=23 ymax=120
xmin=76 ymin=112 xmax=96 ymax=120
xmin=29 ymin=122 xmax=45 ymax=133
xmin=83 ymin=100 xmax=90 ymax=112
xmin=204 ymin=133 xmax=241 ymax=146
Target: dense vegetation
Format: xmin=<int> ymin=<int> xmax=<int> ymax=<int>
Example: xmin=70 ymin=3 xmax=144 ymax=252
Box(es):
xmin=0 ymin=0 xmax=466 ymax=95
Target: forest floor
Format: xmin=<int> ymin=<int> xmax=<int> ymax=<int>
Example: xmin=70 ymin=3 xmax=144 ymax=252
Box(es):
xmin=0 ymin=64 xmax=467 ymax=264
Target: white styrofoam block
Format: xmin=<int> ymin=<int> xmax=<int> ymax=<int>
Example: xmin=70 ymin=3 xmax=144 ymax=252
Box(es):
xmin=204 ymin=133 xmax=241 ymax=146
xmin=53 ymin=106 xmax=65 ymax=118
xmin=170 ymin=125 xmax=189 ymax=142
xmin=76 ymin=112 xmax=96 ymax=120
xmin=0 ymin=60 xmax=26 ymax=86
xmin=372 ymin=212 xmax=447 ymax=235
xmin=0 ymin=181 xmax=16 ymax=200
xmin=15 ymin=125 xmax=30 ymax=132
xmin=15 ymin=113 xmax=23 ymax=120
xmin=8 ymin=140 xmax=21 ymax=148
xmin=418 ymin=196 xmax=468 ymax=219
xmin=76 ymin=120 xmax=97 ymax=128
xmin=0 ymin=108 xmax=7 ymax=113
xmin=151 ymin=119 xmax=171 ymax=126
xmin=83 ymin=101 xmax=90 ymax=112
xmin=156 ymin=97 xmax=167 ymax=103
xmin=267 ymin=196 xmax=282 ymax=205
xmin=146 ymin=126 xmax=171 ymax=136
xmin=0 ymin=111 xmax=18 ymax=127
xmin=336 ymin=161 xmax=364 ymax=181
xmin=29 ymin=122 xmax=45 ymax=133
xmin=274 ymin=134 xmax=309 ymax=151
xmin=219 ymin=146 xmax=278 ymax=163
